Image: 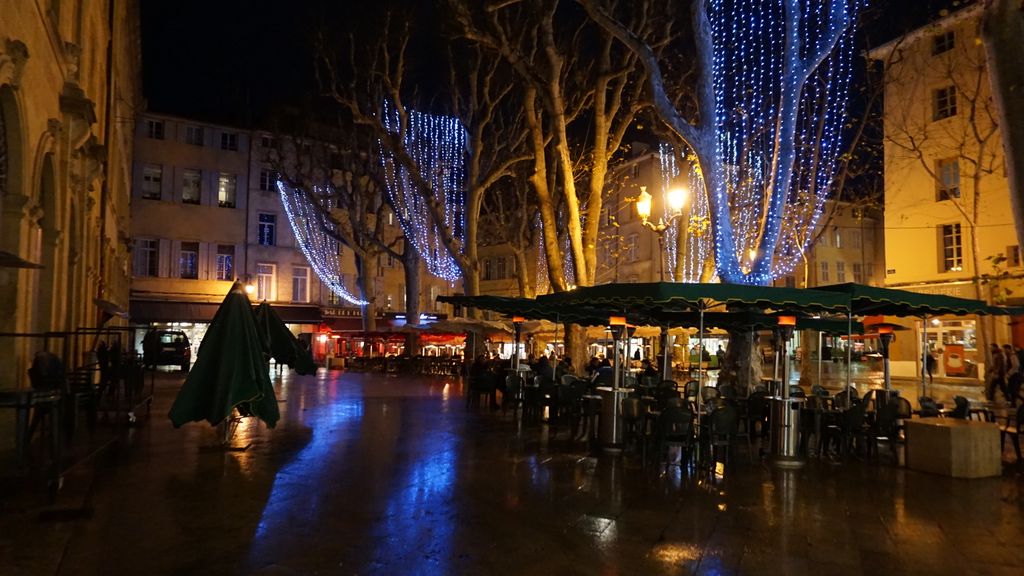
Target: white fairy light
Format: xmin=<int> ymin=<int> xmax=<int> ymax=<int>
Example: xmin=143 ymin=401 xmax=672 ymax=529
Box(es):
xmin=379 ymin=100 xmax=467 ymax=283
xmin=278 ymin=181 xmax=367 ymax=305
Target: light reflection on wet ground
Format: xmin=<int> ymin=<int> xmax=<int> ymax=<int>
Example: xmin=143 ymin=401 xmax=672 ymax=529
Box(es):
xmin=1 ymin=368 xmax=1022 ymax=575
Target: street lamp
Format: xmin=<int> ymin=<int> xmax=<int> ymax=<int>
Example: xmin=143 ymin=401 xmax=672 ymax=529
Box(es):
xmin=634 ymin=185 xmax=688 ymax=281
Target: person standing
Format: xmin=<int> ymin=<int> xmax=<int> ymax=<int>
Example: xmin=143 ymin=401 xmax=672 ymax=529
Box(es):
xmin=1004 ymin=344 xmax=1021 ymax=405
xmin=986 ymin=343 xmax=1007 ymax=401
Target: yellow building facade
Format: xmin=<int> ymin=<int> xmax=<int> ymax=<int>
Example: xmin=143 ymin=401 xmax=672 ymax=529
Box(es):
xmin=0 ymin=1 xmax=139 ymax=386
xmin=872 ymin=4 xmax=1020 ymax=382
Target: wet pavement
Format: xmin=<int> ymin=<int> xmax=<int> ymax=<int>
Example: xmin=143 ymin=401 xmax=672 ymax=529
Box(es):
xmin=1 ymin=369 xmax=1023 ymax=575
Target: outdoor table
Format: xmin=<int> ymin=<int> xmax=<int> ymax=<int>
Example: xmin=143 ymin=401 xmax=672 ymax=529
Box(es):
xmin=905 ymin=418 xmax=1001 ymax=478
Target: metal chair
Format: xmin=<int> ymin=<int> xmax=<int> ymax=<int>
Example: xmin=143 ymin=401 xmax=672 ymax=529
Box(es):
xmin=655 ymin=406 xmax=695 ymax=470
xmin=1000 ymin=404 xmax=1024 ymax=462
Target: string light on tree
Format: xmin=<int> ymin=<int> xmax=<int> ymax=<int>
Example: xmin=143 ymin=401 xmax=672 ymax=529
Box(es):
xmin=705 ymin=0 xmax=862 ymax=284
xmin=379 ymin=99 xmax=467 ymax=283
xmin=659 ymin=143 xmax=714 ymax=282
xmin=278 ymin=181 xmax=367 ymax=306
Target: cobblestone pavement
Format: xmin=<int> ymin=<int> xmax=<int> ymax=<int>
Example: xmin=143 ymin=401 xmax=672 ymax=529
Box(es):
xmin=1 ymin=369 xmax=1021 ymax=575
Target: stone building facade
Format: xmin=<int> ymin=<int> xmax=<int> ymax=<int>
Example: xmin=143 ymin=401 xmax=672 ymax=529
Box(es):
xmin=0 ymin=0 xmax=140 ymax=385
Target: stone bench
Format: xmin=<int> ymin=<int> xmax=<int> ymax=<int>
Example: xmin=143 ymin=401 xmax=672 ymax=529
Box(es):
xmin=904 ymin=418 xmax=1001 ymax=478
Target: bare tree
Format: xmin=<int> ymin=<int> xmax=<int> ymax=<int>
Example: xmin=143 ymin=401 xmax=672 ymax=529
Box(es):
xmin=876 ymin=22 xmax=1002 ymax=348
xmin=314 ymin=10 xmax=529 ymax=308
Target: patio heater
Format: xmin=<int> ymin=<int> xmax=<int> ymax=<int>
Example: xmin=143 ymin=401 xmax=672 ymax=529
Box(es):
xmin=512 ymin=316 xmax=524 ymax=372
xmin=598 ymin=315 xmax=630 ymax=453
xmin=771 ymin=315 xmax=805 ymax=468
xmin=877 ymin=325 xmax=895 ymax=392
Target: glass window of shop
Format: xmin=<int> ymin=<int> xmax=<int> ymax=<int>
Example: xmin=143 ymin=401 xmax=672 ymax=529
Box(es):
xmin=923 ymin=317 xmax=977 ymax=378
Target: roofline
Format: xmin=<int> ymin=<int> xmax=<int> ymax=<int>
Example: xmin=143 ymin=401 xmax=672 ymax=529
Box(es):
xmin=137 ymin=111 xmax=250 ymax=134
xmin=866 ymin=2 xmax=982 ymax=61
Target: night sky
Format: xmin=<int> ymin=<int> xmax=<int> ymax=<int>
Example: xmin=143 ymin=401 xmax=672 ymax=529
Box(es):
xmin=140 ymin=0 xmax=973 ymax=128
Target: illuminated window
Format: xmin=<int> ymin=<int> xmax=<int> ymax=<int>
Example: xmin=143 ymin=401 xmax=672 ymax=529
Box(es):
xmin=941 ymin=224 xmax=963 ymax=272
xmin=218 ymin=173 xmax=236 ymax=208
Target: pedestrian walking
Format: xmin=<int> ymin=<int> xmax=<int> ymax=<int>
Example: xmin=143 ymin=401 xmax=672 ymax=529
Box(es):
xmin=986 ymin=343 xmax=1007 ymax=402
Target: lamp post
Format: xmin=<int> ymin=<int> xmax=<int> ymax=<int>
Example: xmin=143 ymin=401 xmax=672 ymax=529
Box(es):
xmin=635 ymin=185 xmax=688 ymax=282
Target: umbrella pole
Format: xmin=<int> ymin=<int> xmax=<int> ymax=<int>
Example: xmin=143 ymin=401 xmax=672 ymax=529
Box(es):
xmin=847 ymin=312 xmax=853 ymax=404
xmin=817 ymin=331 xmax=823 ymax=387
xmin=660 ymin=326 xmax=672 ymax=381
xmin=921 ymin=315 xmax=928 ymax=399
xmin=697 ymin=306 xmax=705 ymax=425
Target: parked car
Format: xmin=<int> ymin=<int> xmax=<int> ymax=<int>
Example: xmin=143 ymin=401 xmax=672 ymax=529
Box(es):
xmin=143 ymin=329 xmax=191 ymax=372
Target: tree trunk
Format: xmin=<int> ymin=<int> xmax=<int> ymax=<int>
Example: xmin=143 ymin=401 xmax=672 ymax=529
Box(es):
xmin=564 ymin=324 xmax=588 ymax=377
xmin=403 ymin=238 xmax=421 ymax=355
xmin=723 ymin=328 xmax=763 ymax=394
xmin=981 ymin=0 xmax=1024 ymax=251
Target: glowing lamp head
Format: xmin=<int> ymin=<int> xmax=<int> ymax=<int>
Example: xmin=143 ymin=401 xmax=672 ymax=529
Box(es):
xmin=244 ymin=283 xmax=256 ymax=295
xmin=776 ymin=316 xmax=797 ymax=327
xmin=667 ymin=186 xmax=687 ymax=214
xmin=635 ymin=186 xmax=653 ymax=222
xmin=609 ymin=316 xmax=627 ymax=326
xmin=512 ymin=316 xmax=525 ymax=323
xmin=317 ymin=334 xmax=328 ymax=344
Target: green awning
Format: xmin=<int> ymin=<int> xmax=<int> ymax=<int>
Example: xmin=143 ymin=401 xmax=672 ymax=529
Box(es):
xmin=538 ymin=282 xmax=850 ymax=314
xmin=815 ymin=283 xmax=996 ymax=317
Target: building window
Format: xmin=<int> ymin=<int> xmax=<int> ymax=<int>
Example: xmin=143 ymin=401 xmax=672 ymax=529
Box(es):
xmin=836 ymin=261 xmax=846 ymax=283
xmin=936 ymin=158 xmax=960 ymax=200
xmin=218 ymin=173 xmax=236 ymax=208
xmin=1008 ymin=246 xmax=1022 ymax=268
xmin=216 ymin=245 xmax=234 ymax=280
xmin=626 ymin=233 xmax=639 ymax=262
xmin=182 ymin=169 xmax=201 ymax=204
xmin=933 ymin=86 xmax=957 ymax=121
xmin=134 ymin=239 xmax=159 ymax=277
xmin=185 ymin=125 xmax=204 ymax=146
xmin=849 ymin=230 xmax=862 ymax=249
xmin=932 ymin=30 xmax=955 ymax=55
xmin=833 ymin=227 xmax=843 ymax=249
xmin=261 ymin=135 xmax=276 ymax=148
xmin=784 ymin=276 xmax=796 ymax=288
xmin=141 ymin=164 xmax=163 ymax=199
xmin=820 ymin=261 xmax=829 ymax=283
xmin=853 ymin=262 xmax=863 ymax=284
xmin=483 ymin=258 xmax=493 ymax=281
xmin=817 ymin=233 xmax=829 ymax=248
xmin=292 ymin=267 xmax=309 ymax=302
xmin=864 ymin=262 xmax=873 ymax=283
xmin=941 ymin=223 xmax=963 ymax=272
xmin=220 ymin=132 xmax=239 ymax=151
xmin=257 ymin=213 xmax=276 ymax=246
xmin=179 ymin=242 xmax=199 ymax=279
xmin=258 ymin=169 xmax=277 ymax=191
xmin=256 ymin=263 xmax=276 ymax=301
xmin=146 ymin=119 xmax=164 ymax=140
xmin=496 ymin=257 xmax=506 ymax=279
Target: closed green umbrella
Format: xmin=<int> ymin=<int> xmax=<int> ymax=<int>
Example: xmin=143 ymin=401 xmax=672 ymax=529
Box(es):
xmin=169 ymin=282 xmax=279 ymax=429
xmin=253 ymin=302 xmax=317 ymax=376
